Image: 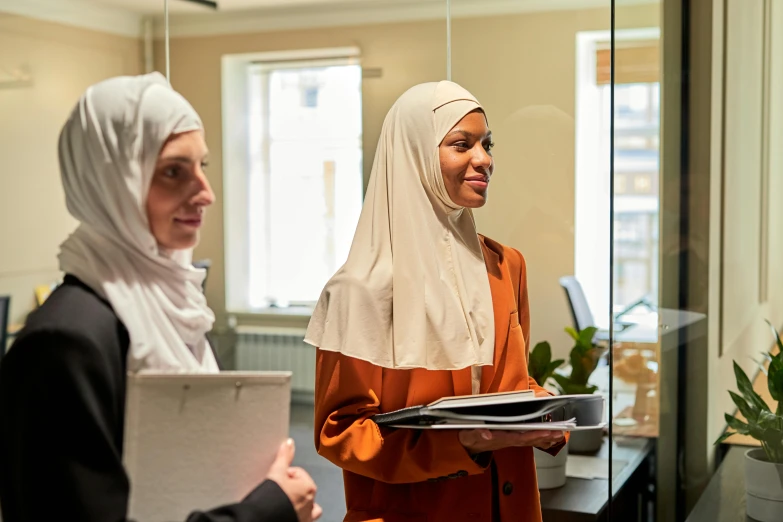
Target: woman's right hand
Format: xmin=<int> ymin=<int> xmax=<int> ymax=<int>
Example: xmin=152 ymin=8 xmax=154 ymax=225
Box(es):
xmin=458 ymin=429 xmax=565 ymax=455
xmin=267 ymin=439 xmax=322 ymax=522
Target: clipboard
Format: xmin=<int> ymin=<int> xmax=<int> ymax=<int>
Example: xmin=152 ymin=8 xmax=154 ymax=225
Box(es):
xmin=124 ymin=371 xmax=291 ymax=522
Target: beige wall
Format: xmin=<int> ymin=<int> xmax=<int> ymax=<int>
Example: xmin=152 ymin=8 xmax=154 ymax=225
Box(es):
xmin=164 ymin=4 xmax=659 ymax=358
xmin=0 ymin=14 xmax=142 ymax=325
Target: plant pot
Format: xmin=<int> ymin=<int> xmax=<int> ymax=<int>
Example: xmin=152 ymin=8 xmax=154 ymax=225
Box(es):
xmin=534 ymin=440 xmax=568 ymax=490
xmin=745 ymin=448 xmax=783 ymax=522
xmin=567 ymin=428 xmax=604 ymax=454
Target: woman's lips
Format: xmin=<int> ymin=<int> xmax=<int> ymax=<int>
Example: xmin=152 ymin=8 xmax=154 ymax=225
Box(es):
xmin=174 ymin=216 xmax=202 ymax=228
xmin=465 ymin=176 xmax=489 ymax=189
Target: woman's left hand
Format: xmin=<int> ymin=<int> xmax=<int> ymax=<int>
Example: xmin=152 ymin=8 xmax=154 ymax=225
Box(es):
xmin=532 ymin=388 xmax=567 ymax=450
xmin=459 ymin=429 xmax=565 ymax=453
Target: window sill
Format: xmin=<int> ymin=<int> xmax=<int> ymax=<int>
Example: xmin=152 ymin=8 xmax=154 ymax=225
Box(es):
xmin=230 ymin=306 xmax=314 ymax=318
xmin=225 ymin=308 xmax=314 ymax=330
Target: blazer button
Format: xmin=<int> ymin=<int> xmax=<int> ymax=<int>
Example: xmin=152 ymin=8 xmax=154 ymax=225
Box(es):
xmin=503 ymin=482 xmax=513 ymax=496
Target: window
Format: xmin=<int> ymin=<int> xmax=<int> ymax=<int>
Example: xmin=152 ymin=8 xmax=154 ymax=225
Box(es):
xmin=222 ymin=48 xmax=363 ymax=313
xmin=575 ymin=30 xmax=660 ymax=328
xmin=608 ymin=82 xmax=660 ymax=314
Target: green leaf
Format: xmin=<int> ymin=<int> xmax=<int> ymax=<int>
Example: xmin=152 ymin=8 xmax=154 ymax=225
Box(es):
xmin=768 ymin=356 xmax=783 ymax=402
xmin=528 ymin=342 xmax=551 ymax=383
xmin=763 ymin=320 xmax=783 ymax=402
xmin=552 ymin=374 xmax=597 ymax=395
xmin=734 ymin=361 xmax=770 ymax=413
xmin=724 ymin=413 xmax=751 ymax=434
xmin=757 ymin=410 xmax=783 ymax=431
xmin=564 ymin=327 xmax=580 ymax=342
xmin=536 ymin=359 xmax=565 ymax=386
xmin=729 ymin=391 xmax=759 ymax=424
xmin=579 ymin=327 xmax=598 ymax=350
xmin=550 ymin=359 xmax=566 ymax=370
xmin=765 ymin=319 xmax=783 ymax=354
xmin=714 ymin=431 xmax=735 ymax=445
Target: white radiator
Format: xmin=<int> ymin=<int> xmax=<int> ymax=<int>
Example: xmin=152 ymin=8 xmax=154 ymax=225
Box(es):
xmin=235 ymin=326 xmax=315 ymax=398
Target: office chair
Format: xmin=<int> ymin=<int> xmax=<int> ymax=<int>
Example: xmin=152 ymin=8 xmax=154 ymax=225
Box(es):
xmin=559 ymin=276 xmax=657 ymax=342
xmin=559 ymin=276 xmax=597 ymax=333
xmin=559 ymin=276 xmax=639 ymax=343
xmin=0 ymin=295 xmax=10 ymax=360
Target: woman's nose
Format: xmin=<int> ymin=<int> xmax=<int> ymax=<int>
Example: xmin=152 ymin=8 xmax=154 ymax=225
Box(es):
xmin=472 ymin=144 xmax=493 ymax=173
xmin=191 ymin=170 xmax=215 ymax=207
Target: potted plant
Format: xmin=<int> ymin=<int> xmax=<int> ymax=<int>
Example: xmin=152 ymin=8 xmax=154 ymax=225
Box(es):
xmin=528 ymin=341 xmax=568 ymax=489
xmin=714 ymin=320 xmax=783 ymax=522
xmin=529 ymin=340 xmax=565 ymax=391
xmin=552 ymin=326 xmax=606 ymax=453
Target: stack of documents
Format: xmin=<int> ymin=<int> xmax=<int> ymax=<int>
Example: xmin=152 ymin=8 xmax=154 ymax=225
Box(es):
xmin=373 ymin=390 xmax=605 ymax=431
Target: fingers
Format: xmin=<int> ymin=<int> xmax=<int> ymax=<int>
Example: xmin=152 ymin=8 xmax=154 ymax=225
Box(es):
xmin=491 ymin=430 xmax=566 ymax=448
xmin=271 ymin=439 xmax=296 ymax=474
xmin=289 ymin=467 xmax=317 ymax=492
xmin=460 ymin=429 xmax=566 ymax=452
xmin=312 ymin=503 xmax=323 ymax=520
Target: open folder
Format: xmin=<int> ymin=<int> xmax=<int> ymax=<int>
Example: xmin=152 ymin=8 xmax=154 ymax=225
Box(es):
xmin=372 ymin=390 xmax=605 ymax=431
xmin=124 ymin=372 xmax=291 ymax=522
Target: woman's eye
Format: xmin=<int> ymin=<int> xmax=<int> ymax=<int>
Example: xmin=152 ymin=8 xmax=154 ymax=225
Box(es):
xmin=201 ymin=161 xmax=209 ymax=170
xmin=163 ymin=167 xmax=180 ymax=179
xmin=454 ymin=141 xmax=469 ymax=150
xmin=484 ymin=141 xmax=495 ymax=151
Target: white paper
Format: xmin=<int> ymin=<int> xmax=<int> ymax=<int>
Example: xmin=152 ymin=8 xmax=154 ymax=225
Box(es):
xmin=124 ymin=371 xmax=291 ymax=522
xmin=390 ymin=421 xmax=608 ymax=432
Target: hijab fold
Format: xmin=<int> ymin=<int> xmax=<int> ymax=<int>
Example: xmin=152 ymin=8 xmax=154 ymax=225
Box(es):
xmin=305 ymin=81 xmax=495 ymax=377
xmin=58 ymin=73 xmax=218 ymax=373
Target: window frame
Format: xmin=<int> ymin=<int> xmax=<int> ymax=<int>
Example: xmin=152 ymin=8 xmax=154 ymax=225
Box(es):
xmin=221 ymin=47 xmax=361 ymax=317
xmin=574 ymin=28 xmax=660 ymax=329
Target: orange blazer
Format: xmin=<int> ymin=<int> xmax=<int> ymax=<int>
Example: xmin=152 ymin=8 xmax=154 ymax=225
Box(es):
xmin=314 ymin=236 xmax=565 ymax=522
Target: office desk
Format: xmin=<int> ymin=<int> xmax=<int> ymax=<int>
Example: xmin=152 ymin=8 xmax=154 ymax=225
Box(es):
xmin=596 ymin=308 xmax=707 ymax=348
xmin=540 ymin=437 xmax=655 ymax=522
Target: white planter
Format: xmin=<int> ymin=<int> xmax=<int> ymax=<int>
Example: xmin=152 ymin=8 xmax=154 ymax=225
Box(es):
xmin=745 ymin=448 xmax=783 ymax=522
xmin=535 ymin=440 xmax=568 ymax=490
xmin=567 ymin=428 xmax=604 ymax=454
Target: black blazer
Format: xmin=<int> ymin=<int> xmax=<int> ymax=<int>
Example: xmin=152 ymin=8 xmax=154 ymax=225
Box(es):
xmin=0 ymin=275 xmax=297 ymax=522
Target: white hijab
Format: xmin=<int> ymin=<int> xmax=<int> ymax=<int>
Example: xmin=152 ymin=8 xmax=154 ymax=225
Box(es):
xmin=305 ymin=81 xmax=495 ymax=373
xmin=57 ymin=73 xmax=219 ymax=373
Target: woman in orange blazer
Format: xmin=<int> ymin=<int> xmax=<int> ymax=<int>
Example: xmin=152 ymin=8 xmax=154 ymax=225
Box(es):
xmin=306 ymin=81 xmax=567 ymax=522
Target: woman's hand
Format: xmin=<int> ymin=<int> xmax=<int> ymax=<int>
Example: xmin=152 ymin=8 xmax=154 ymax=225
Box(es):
xmin=267 ymin=439 xmax=322 ymax=522
xmin=458 ymin=429 xmax=565 ymax=455
xmin=459 ymin=388 xmax=565 ymax=454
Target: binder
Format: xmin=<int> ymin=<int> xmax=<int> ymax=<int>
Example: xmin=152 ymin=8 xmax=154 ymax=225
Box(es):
xmin=373 ymin=391 xmax=605 ymax=431
xmin=124 ymin=371 xmax=291 ymax=522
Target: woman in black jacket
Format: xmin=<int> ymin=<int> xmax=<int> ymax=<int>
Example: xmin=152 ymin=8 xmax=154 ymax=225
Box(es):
xmin=0 ymin=73 xmax=321 ymax=522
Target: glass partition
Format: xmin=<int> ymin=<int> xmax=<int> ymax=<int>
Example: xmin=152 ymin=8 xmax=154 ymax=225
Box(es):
xmin=612 ymin=1 xmax=783 ymax=521
xmin=609 ymin=1 xmax=665 ymax=519
xmin=451 ymin=0 xmax=617 ymax=518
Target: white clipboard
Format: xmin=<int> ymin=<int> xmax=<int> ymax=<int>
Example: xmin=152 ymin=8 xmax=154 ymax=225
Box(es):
xmin=123 ymin=371 xmax=291 ymax=522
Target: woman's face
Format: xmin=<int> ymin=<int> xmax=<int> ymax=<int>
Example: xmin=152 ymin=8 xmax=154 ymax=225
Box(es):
xmin=439 ymin=110 xmax=494 ymax=208
xmin=146 ymin=130 xmax=214 ymax=250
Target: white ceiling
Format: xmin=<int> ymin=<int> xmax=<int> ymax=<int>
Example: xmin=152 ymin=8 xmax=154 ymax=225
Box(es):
xmin=89 ymin=0 xmax=398 ymax=15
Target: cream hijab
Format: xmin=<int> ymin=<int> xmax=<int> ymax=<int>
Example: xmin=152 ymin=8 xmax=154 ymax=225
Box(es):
xmin=58 ymin=73 xmax=219 ymax=373
xmin=305 ymin=81 xmax=495 ymax=373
